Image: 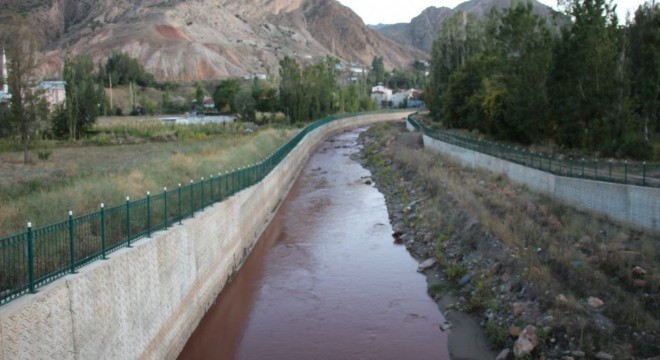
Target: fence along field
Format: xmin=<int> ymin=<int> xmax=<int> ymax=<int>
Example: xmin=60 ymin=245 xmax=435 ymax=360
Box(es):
xmin=0 ymin=114 xmax=345 ymax=306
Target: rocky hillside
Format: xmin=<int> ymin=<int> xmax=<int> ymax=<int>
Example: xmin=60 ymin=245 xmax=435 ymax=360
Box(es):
xmin=372 ymin=0 xmax=559 ymax=53
xmin=0 ymin=0 xmax=425 ymax=81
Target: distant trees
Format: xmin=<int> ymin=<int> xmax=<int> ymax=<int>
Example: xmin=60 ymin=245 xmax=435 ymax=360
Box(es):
xmin=278 ymin=56 xmax=339 ymax=123
xmin=213 ymin=78 xmax=241 ymax=112
xmin=52 ymin=54 xmax=101 ymax=140
xmin=428 ymin=0 xmax=659 ymax=159
xmin=5 ymin=18 xmax=48 ymax=163
xmin=101 ymin=52 xmax=155 ymax=87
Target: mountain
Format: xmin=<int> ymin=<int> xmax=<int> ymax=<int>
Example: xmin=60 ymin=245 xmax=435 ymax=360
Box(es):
xmin=371 ymin=0 xmax=560 ymax=53
xmin=0 ymin=0 xmax=426 ymax=81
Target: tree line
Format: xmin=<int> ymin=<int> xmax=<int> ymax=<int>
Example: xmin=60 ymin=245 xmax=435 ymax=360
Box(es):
xmin=427 ymin=0 xmax=659 ymax=160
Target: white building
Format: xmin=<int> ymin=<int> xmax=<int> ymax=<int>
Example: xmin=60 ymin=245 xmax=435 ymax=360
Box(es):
xmin=38 ymin=81 xmax=66 ymax=107
xmin=0 ymin=48 xmax=11 ymax=102
xmin=370 ymin=84 xmax=392 ymax=107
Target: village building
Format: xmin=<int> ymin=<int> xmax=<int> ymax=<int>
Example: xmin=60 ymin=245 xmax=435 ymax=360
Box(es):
xmin=0 ymin=48 xmax=11 ymax=102
xmin=370 ymin=84 xmax=392 ymax=107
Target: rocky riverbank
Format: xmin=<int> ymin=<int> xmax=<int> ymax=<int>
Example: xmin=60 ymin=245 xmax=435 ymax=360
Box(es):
xmin=356 ymin=121 xmax=660 ymax=359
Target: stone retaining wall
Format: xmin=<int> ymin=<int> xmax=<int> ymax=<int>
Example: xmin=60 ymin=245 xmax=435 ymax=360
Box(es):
xmin=0 ymin=112 xmax=412 ymax=360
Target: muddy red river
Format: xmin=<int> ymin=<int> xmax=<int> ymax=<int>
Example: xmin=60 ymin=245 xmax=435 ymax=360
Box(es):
xmin=178 ymin=128 xmax=450 ymax=360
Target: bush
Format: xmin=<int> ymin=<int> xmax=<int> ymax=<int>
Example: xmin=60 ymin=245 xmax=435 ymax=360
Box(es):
xmin=619 ymin=133 xmax=653 ymax=160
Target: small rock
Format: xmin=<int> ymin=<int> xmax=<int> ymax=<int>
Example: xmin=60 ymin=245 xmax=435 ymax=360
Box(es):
xmin=556 ymin=294 xmax=569 ymax=305
xmin=440 ymin=320 xmax=452 ymax=331
xmin=588 ymin=296 xmax=604 ymax=309
xmin=509 ymin=325 xmax=522 ymax=337
xmin=417 ymin=258 xmax=437 ymax=272
xmin=572 ymin=350 xmax=586 ymax=358
xmin=495 ymin=348 xmax=509 ymax=360
xmin=512 ymin=302 xmax=524 ymax=317
xmin=632 ymin=266 xmax=646 ymax=276
xmin=513 ymin=325 xmax=538 ymax=358
xmin=633 ymin=279 xmax=647 ymax=288
xmin=458 ymin=273 xmax=472 ymax=286
xmin=595 ymin=351 xmax=614 ymax=360
xmin=562 ymin=357 xmax=575 ymax=360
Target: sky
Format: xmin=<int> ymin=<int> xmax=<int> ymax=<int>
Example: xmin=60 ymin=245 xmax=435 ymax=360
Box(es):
xmin=336 ymin=0 xmax=650 ymax=25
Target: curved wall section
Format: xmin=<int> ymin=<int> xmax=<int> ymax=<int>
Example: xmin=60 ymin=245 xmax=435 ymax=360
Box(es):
xmin=420 ymin=131 xmax=660 ymax=233
xmin=0 ymin=112 xmax=413 ymax=360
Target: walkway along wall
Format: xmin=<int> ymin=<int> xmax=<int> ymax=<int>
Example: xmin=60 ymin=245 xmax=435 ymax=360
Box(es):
xmin=0 ymin=112 xmax=413 ymax=360
xmin=415 ymin=122 xmax=660 ymax=233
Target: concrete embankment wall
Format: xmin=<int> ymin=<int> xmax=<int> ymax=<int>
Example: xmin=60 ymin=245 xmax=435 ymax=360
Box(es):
xmin=0 ymin=112 xmax=412 ymax=360
xmin=421 ymin=132 xmax=660 ymax=232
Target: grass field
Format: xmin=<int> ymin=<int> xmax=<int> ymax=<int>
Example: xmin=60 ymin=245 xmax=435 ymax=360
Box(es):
xmin=0 ymin=118 xmax=297 ymax=237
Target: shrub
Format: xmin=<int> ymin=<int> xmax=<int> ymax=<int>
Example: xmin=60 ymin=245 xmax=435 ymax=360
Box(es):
xmin=619 ymin=133 xmax=653 ymax=160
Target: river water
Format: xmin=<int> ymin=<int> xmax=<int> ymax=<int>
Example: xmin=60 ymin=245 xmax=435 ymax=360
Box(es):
xmin=178 ymin=128 xmax=449 ymax=360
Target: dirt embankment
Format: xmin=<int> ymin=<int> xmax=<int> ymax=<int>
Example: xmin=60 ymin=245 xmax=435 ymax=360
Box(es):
xmin=357 ymin=122 xmax=660 ymax=360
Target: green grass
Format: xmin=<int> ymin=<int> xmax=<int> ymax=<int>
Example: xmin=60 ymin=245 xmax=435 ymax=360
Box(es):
xmin=0 ymin=123 xmax=297 ymax=237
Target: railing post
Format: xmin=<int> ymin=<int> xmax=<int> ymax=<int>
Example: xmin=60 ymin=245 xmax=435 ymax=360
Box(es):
xmin=178 ymin=184 xmax=182 ymax=225
xmin=27 ymin=222 xmax=35 ymax=294
xmin=624 ymin=161 xmax=628 ymax=184
xmin=209 ymin=175 xmax=213 ymax=202
xmin=190 ymin=179 xmax=194 ymax=217
xmin=581 ymin=158 xmax=585 ymax=178
xmin=100 ymin=204 xmax=106 ymax=260
xmin=164 ymin=187 xmax=168 ymax=230
xmin=595 ymin=159 xmax=598 ymax=180
xmin=147 ymin=191 xmax=151 ymax=238
xmin=126 ymin=196 xmax=132 ymax=248
xmin=643 ymin=162 xmax=646 ymax=186
xmin=609 ymin=160 xmax=612 ymax=180
xmin=69 ymin=210 xmax=76 ymax=273
xmin=201 ymin=177 xmax=205 ymax=209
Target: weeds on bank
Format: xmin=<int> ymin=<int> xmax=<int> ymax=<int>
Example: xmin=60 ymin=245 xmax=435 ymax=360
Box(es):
xmin=364 ymin=122 xmax=660 ymax=357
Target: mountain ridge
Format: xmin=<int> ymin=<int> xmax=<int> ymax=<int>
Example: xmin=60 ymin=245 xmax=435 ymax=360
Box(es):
xmin=0 ymin=0 xmax=426 ymax=81
xmin=371 ymin=0 xmax=560 ymax=53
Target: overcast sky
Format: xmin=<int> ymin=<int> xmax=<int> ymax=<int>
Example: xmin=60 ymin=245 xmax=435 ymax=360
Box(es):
xmin=336 ymin=0 xmax=650 ymax=25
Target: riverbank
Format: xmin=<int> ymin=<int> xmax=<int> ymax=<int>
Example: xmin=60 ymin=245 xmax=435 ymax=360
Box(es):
xmin=357 ymin=121 xmax=659 ymax=359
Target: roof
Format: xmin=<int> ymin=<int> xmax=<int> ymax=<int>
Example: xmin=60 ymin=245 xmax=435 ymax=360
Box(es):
xmin=39 ymin=81 xmax=66 ymax=90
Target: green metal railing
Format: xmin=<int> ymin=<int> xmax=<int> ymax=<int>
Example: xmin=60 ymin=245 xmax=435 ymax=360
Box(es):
xmin=408 ymin=115 xmax=660 ymax=188
xmin=0 ymin=111 xmax=378 ymax=306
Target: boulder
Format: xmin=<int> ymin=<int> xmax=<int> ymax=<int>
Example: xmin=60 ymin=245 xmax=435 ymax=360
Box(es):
xmin=512 ymin=302 xmax=525 ymax=317
xmin=495 ymin=348 xmax=510 ymax=360
xmin=588 ymin=296 xmax=604 ymax=309
xmin=417 ymin=258 xmax=437 ymax=272
xmin=513 ymin=325 xmax=538 ymax=358
xmin=595 ymin=351 xmax=614 ymax=360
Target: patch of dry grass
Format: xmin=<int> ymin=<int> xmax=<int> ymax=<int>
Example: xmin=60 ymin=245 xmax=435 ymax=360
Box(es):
xmin=0 ymin=126 xmax=297 ymax=237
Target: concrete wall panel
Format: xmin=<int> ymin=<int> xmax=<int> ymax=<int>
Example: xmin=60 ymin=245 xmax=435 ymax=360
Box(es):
xmin=419 ymin=123 xmax=659 ymax=233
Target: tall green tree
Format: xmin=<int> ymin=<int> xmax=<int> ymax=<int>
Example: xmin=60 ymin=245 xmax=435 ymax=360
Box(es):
xmin=486 ymin=2 xmax=554 ymax=143
xmin=103 ymin=52 xmax=155 ymax=87
xmin=56 ymin=54 xmax=100 ymax=140
xmin=369 ymin=56 xmax=386 ymax=85
xmin=195 ymin=82 xmax=205 ymax=111
xmin=429 ymin=11 xmax=485 ymax=122
xmin=549 ymin=0 xmax=623 ymax=152
xmin=213 ymin=79 xmax=240 ymax=112
xmin=628 ymin=2 xmax=660 ymax=141
xmin=6 ymin=19 xmax=48 ymax=163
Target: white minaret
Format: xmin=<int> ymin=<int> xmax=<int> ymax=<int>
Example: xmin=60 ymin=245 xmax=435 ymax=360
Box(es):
xmin=1 ymin=48 xmax=8 ymax=94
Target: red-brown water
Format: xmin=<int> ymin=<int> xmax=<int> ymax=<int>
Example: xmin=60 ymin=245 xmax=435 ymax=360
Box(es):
xmin=178 ymin=128 xmax=450 ymax=360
